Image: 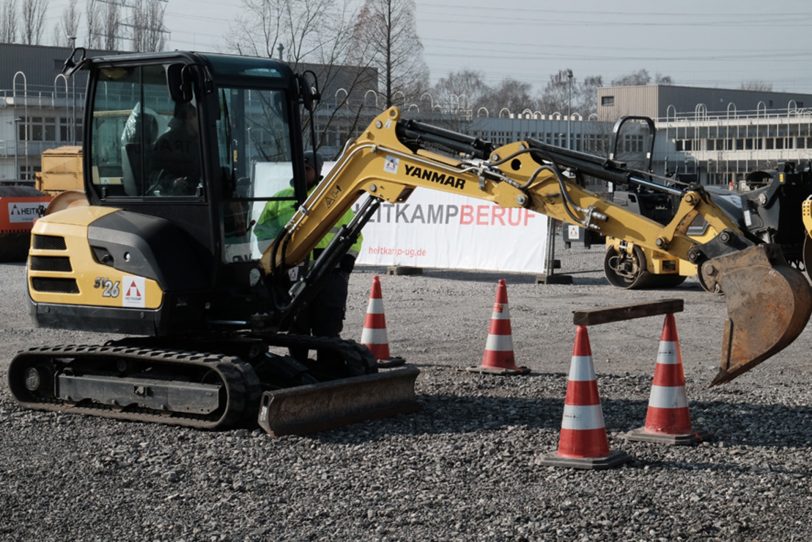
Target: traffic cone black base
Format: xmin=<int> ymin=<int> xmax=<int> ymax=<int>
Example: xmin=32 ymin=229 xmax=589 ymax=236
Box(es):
xmin=465 ymin=365 xmax=531 ymax=376
xmin=539 ymin=449 xmax=632 ymax=470
xmin=376 ymin=356 xmax=407 ymax=369
xmin=625 ymin=427 xmax=710 ymax=446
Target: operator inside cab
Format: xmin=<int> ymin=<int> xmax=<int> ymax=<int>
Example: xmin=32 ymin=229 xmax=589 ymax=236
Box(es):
xmin=151 ymin=102 xmax=202 ymax=195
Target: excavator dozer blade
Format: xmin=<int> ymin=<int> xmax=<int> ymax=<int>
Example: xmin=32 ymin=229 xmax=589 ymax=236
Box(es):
xmin=257 ymin=366 xmax=419 ymax=436
xmin=700 ymin=245 xmax=812 ymax=386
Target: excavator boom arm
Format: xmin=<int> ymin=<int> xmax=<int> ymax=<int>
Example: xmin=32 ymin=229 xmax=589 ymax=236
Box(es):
xmin=263 ymin=107 xmax=812 ymax=384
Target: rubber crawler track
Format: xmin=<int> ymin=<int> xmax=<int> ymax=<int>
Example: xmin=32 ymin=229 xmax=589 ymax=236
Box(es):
xmin=8 ymin=344 xmax=260 ymax=430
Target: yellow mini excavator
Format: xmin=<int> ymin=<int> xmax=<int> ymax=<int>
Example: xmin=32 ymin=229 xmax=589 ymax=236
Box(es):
xmin=8 ymin=49 xmax=812 ymax=435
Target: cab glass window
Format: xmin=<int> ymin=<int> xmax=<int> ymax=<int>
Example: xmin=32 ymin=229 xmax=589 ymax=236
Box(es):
xmin=217 ymin=87 xmax=296 ymax=262
xmin=90 ymin=64 xmax=203 ymax=198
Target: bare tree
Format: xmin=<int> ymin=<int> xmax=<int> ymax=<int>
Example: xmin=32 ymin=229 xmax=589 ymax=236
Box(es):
xmin=741 ymin=80 xmax=773 ymax=92
xmin=539 ymin=70 xmax=604 ymax=117
xmin=576 ymin=75 xmax=603 ymax=116
xmin=610 ymin=69 xmax=674 ymax=87
xmin=57 ymin=0 xmax=81 ymax=46
xmin=654 ymin=73 xmax=673 ymax=85
xmin=348 ymin=0 xmax=429 ymax=107
xmin=102 ymin=0 xmax=120 ymax=50
xmin=85 ymin=0 xmax=100 ymax=48
xmin=229 ymin=0 xmax=336 ymax=63
xmin=21 ymin=0 xmax=48 ymax=45
xmin=475 ymin=78 xmax=535 ymax=115
xmin=229 ymin=0 xmax=383 ymax=156
xmin=0 ymin=0 xmax=18 ymax=43
xmin=431 ymin=70 xmax=489 ymax=113
xmin=539 ymin=69 xmax=574 ymax=114
xmin=131 ymin=0 xmax=167 ymax=52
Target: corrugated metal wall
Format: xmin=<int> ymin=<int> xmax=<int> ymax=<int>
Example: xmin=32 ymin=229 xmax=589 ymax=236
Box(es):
xmin=597 ymin=86 xmax=660 ymax=120
xmin=0 ymin=44 xmax=105 ymax=94
xmin=598 ymin=84 xmax=812 ymax=121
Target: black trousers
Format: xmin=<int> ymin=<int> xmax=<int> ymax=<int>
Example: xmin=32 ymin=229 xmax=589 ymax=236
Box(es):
xmin=289 ymin=268 xmax=350 ymax=364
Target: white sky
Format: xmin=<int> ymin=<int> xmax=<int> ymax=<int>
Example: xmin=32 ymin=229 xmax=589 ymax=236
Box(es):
xmin=40 ymin=0 xmax=812 ymax=92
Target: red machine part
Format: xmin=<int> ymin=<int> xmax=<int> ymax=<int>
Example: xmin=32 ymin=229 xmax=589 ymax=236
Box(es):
xmin=0 ymin=186 xmax=51 ymax=261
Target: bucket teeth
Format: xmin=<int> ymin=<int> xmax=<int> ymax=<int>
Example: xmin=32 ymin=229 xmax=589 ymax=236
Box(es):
xmin=700 ymin=245 xmax=812 ymax=385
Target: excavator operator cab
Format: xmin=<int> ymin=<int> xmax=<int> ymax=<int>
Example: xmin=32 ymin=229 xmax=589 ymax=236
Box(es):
xmin=80 ymin=51 xmax=311 ymax=271
xmin=24 ymin=50 xmax=321 ymax=334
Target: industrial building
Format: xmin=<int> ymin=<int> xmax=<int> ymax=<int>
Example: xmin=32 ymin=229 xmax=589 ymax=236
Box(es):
xmin=0 ymin=44 xmax=90 ymax=183
xmin=467 ymin=85 xmax=812 ymax=187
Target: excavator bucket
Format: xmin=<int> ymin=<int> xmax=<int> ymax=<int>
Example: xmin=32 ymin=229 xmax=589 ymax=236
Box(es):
xmin=257 ymin=366 xmax=420 ymax=436
xmin=700 ymin=245 xmax=812 ymax=385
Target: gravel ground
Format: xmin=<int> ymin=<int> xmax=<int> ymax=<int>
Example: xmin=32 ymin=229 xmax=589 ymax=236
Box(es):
xmin=1 ymin=247 xmax=810 ymax=541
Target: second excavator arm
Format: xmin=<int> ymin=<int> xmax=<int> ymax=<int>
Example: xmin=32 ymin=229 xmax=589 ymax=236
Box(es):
xmin=263 ymin=107 xmax=812 ymax=385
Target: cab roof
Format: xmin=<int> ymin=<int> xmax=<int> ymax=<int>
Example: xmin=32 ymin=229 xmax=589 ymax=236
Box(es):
xmin=84 ymin=50 xmax=295 ymax=85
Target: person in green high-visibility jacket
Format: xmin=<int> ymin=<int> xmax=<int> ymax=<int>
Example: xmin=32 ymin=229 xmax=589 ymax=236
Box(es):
xmin=255 ymin=151 xmax=363 ymax=365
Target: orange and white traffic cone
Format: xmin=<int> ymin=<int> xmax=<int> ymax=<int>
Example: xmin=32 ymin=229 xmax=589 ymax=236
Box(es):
xmin=467 ymin=279 xmax=529 ymax=375
xmin=361 ymin=275 xmax=404 ymax=367
xmin=540 ymin=325 xmax=632 ymax=469
xmin=626 ymin=314 xmax=709 ymax=445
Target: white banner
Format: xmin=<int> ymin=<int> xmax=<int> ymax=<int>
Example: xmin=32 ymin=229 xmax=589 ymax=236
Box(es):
xmin=353 ymin=189 xmax=548 ymax=274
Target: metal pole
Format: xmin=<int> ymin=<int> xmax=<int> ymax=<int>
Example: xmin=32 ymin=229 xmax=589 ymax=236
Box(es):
xmin=566 ymin=69 xmax=573 ymax=150
xmin=13 ymin=118 xmax=19 ymax=182
xmin=13 ymin=72 xmax=29 ymax=180
xmin=69 ymin=36 xmax=77 ymax=145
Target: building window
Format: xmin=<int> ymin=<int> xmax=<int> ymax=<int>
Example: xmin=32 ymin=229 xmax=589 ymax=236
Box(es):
xmin=19 ymin=164 xmax=36 ymax=182
xmin=675 ymin=139 xmax=692 ymax=152
xmin=59 ymin=117 xmax=84 ymax=143
xmin=19 ymin=117 xmax=57 ymax=142
xmin=601 ymin=96 xmax=615 ymax=106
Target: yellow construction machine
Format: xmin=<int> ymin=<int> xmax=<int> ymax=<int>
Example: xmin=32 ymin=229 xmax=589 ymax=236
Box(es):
xmin=36 ymin=145 xmax=88 ymax=213
xmin=605 ymin=164 xmax=812 ymax=290
xmin=8 ymin=49 xmax=812 ymax=436
xmin=602 ymin=188 xmax=717 ymax=289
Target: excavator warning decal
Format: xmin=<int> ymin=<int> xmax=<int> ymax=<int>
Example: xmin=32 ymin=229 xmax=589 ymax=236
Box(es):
xmin=122 ymin=275 xmax=146 ymax=308
xmin=384 ymin=156 xmax=399 ymax=174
